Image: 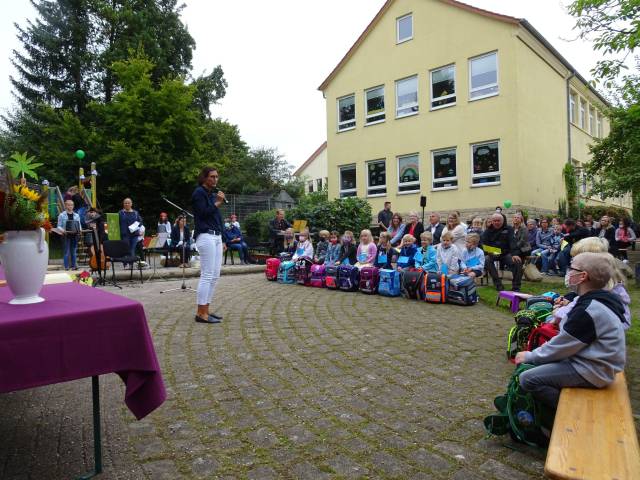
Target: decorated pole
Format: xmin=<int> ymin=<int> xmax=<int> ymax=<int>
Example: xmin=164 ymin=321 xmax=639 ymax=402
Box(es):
xmin=78 ymin=167 xmax=85 ymax=191
xmin=90 ymin=162 xmax=97 ymax=208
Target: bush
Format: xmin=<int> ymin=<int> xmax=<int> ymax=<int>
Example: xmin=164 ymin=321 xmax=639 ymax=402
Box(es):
xmin=244 ymin=209 xmax=277 ymax=242
xmin=581 ymin=205 xmax=630 ymax=222
xmin=287 ymin=193 xmax=372 ymax=234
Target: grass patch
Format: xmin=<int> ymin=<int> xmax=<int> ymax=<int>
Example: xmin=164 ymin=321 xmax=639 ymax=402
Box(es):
xmin=477 ymin=280 xmax=640 ymax=348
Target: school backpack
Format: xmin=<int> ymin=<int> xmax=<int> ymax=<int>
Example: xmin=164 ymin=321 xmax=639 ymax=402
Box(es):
xmin=506 ymin=310 xmax=540 ymax=362
xmin=525 ymin=296 xmax=555 ymax=311
xmin=325 ymin=265 xmax=339 ymax=290
xmin=421 ymin=272 xmax=448 ymax=303
xmin=483 ymin=363 xmax=551 ymax=447
xmin=265 ymin=257 xmax=280 ymax=281
xmin=447 ymin=274 xmax=478 ymax=306
xmin=359 ymin=266 xmax=380 ymax=294
xmin=401 ymin=269 xmax=424 ymax=300
xmin=277 ymin=260 xmax=296 ymax=284
xmin=278 ymin=252 xmax=293 ymax=262
xmin=338 ymin=264 xmax=360 ymax=292
xmin=310 ymin=264 xmax=326 ymax=288
xmin=295 ymin=257 xmax=313 ymax=286
xmin=378 ymin=269 xmax=401 ymax=297
xmin=526 ymin=322 xmax=559 ymax=351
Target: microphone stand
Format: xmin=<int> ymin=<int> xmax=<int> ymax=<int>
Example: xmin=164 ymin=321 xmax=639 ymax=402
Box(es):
xmin=160 ymin=197 xmax=196 ymax=295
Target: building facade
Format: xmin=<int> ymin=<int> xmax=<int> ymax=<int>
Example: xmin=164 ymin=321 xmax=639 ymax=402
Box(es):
xmin=319 ymin=0 xmax=629 ymax=219
xmin=294 ymin=142 xmax=328 ymax=194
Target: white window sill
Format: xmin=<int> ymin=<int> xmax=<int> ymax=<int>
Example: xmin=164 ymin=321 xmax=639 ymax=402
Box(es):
xmin=470 ymin=181 xmax=501 ymax=188
xmin=396 ymin=111 xmax=419 ymax=120
xmin=430 ymin=102 xmax=456 ymax=111
xmin=367 ymin=193 xmax=387 ymax=198
xmin=365 ymin=119 xmax=386 ymax=127
xmin=469 ymin=91 xmax=499 ymax=102
xmin=431 ymin=186 xmax=458 ymax=192
xmin=396 ymin=37 xmax=413 ymax=45
xmin=396 ymin=190 xmax=420 ymax=195
xmin=337 ymin=126 xmax=356 ymax=133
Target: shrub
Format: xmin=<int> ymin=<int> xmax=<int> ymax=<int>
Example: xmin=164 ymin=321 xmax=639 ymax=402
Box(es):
xmin=287 ymin=194 xmax=372 ymax=235
xmin=244 ymin=209 xmax=277 ymax=242
xmin=581 ymin=205 xmax=630 ymax=222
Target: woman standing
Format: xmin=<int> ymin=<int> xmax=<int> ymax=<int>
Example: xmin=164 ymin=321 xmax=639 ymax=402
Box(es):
xmin=441 ymin=212 xmax=466 ymax=251
xmin=119 ymin=198 xmax=144 ymax=261
xmin=170 ymin=216 xmax=191 ymax=268
xmin=192 ymin=166 xmax=225 ymax=324
xmin=615 ymin=217 xmax=637 ymax=260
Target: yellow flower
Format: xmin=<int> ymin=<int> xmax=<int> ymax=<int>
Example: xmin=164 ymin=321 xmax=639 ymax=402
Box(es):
xmin=13 ymin=184 xmax=41 ymax=202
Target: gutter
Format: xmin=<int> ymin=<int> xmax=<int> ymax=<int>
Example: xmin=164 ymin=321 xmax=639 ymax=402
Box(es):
xmin=566 ymin=73 xmax=575 ymax=165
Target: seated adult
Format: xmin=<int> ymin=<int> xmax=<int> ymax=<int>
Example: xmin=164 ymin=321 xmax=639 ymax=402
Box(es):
xmin=595 ymin=215 xmax=617 ymax=255
xmin=442 ymin=212 xmax=466 ymax=251
xmin=224 ymin=218 xmax=250 ymax=264
xmin=426 ymin=212 xmax=444 ymax=245
xmin=387 ymin=213 xmax=406 ymax=248
xmin=404 ymin=211 xmax=424 ymax=244
xmin=268 ymin=209 xmax=291 ymax=256
xmin=84 ymin=207 xmax=107 ymax=254
xmin=480 ymin=213 xmax=523 ymax=291
xmin=516 ymin=252 xmax=626 ymax=416
xmin=170 ymin=216 xmax=192 ymax=267
xmin=557 ymin=219 xmax=591 ymax=275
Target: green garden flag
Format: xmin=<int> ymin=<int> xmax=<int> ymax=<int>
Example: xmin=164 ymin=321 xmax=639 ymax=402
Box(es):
xmin=106 ymin=213 xmax=121 ymax=240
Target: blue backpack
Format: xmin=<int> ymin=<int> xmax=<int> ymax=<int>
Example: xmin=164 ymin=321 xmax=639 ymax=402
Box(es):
xmin=277 ymin=260 xmax=297 ymax=284
xmin=447 ymin=274 xmax=478 ymax=306
xmin=378 ymin=269 xmax=401 ymax=297
xmin=338 ymin=265 xmax=360 ymax=291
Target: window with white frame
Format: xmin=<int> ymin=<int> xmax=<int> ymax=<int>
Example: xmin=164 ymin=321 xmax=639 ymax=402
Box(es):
xmin=366 ymin=159 xmax=387 ymax=196
xmin=431 ymin=65 xmax=456 ymax=109
xmin=397 ymin=154 xmax=420 ymax=193
xmin=469 ymin=52 xmax=498 ymax=100
xmin=316 ymin=178 xmax=323 ymax=191
xmin=471 ymin=141 xmax=500 ymax=186
xmin=596 ymin=113 xmax=602 ymax=138
xmin=432 ymin=148 xmax=458 ymax=190
xmin=589 ymin=106 xmax=595 ymax=135
xmin=337 ymin=95 xmax=355 ymax=131
xmin=396 ymin=14 xmax=413 ymax=43
xmin=339 ymin=165 xmax=357 ymax=197
xmin=365 ymin=86 xmax=385 ymax=124
xmin=579 ymin=99 xmax=586 ymax=129
xmin=569 ymin=93 xmax=577 ymax=124
xmin=307 ymin=181 xmax=314 ymax=193
xmin=396 ymin=76 xmax=418 ymax=117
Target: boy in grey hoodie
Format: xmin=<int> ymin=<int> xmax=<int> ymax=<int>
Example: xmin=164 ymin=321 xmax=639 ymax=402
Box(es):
xmin=515 ymin=252 xmax=626 ymax=408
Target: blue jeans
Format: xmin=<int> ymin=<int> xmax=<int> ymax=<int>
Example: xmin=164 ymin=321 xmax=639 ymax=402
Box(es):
xmin=557 ymin=244 xmax=572 ymax=275
xmin=519 ymin=360 xmax=594 ymax=409
xmin=127 ymin=235 xmax=139 ymax=259
xmin=228 ymin=241 xmax=249 ymax=262
xmin=63 ymin=235 xmax=78 ymax=269
xmin=540 ymin=250 xmax=558 ymax=273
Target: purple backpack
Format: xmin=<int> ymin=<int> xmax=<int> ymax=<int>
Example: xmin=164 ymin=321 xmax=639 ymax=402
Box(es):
xmin=359 ymin=266 xmax=379 ymax=294
xmin=310 ymin=264 xmax=326 ymax=288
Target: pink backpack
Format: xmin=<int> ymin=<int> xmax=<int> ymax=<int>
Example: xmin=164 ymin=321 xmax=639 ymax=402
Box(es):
xmin=310 ymin=264 xmax=326 ymax=288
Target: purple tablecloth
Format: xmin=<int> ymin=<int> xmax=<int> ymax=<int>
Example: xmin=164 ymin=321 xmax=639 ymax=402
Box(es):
xmin=0 ymin=281 xmax=166 ymax=420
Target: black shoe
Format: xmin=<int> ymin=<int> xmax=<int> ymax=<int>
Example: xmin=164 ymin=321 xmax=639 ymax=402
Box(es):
xmin=495 ymin=284 xmax=505 ymax=292
xmin=512 ymin=287 xmax=520 ymax=292
xmin=195 ymin=315 xmax=220 ymax=324
xmin=208 ymin=312 xmax=223 ymax=321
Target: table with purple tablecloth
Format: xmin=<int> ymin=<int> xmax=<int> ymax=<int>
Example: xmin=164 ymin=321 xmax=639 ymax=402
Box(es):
xmin=0 ymin=279 xmax=166 ymax=477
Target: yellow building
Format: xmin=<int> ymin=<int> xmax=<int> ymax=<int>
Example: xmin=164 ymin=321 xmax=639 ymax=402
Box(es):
xmin=293 ymin=142 xmax=328 ymax=194
xmin=319 ymin=0 xmax=629 ymax=219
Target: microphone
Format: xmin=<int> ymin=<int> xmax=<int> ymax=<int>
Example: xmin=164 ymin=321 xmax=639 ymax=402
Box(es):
xmin=213 ymin=188 xmax=229 ymax=204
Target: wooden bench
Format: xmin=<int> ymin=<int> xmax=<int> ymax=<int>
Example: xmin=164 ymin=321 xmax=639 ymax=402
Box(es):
xmin=545 ymin=372 xmax=640 ymax=480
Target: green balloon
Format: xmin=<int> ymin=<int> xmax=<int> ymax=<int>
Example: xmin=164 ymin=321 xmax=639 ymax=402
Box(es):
xmin=75 ymin=149 xmax=85 ymax=159
xmin=579 ymin=201 xmax=586 ymax=209
xmin=503 ymin=200 xmax=512 ymax=209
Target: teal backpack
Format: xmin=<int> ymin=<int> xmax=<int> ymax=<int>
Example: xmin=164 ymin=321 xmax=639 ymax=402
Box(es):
xmin=483 ymin=364 xmax=551 ymax=447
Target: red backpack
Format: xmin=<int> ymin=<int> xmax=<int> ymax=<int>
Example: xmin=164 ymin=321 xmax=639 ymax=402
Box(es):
xmin=526 ymin=322 xmax=559 ymax=351
xmin=265 ymin=258 xmax=280 ymax=281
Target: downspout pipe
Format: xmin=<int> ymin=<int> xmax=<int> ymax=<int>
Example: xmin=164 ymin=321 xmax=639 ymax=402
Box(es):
xmin=566 ymin=73 xmax=575 ymax=165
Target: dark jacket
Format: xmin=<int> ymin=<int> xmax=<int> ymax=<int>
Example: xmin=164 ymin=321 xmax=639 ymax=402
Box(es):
xmin=268 ymin=218 xmax=291 ymax=241
xmin=378 ymin=209 xmax=393 ymax=229
xmin=596 ymin=225 xmax=617 ymax=253
xmin=192 ymin=186 xmax=223 ymax=237
xmin=513 ymin=225 xmax=532 ymax=256
xmin=315 ymin=240 xmax=329 ymax=264
xmin=170 ymin=225 xmax=191 ymax=250
xmin=375 ymin=244 xmax=395 ymax=269
xmin=223 ymin=225 xmax=244 ymax=244
xmin=405 ymin=222 xmax=424 ymax=242
xmin=337 ymin=243 xmax=357 ymax=265
xmin=426 ymin=222 xmax=444 ymax=245
xmin=564 ymin=226 xmax=591 ymax=247
xmin=481 ymin=221 xmax=518 ymax=257
xmin=119 ymin=209 xmax=143 ymax=240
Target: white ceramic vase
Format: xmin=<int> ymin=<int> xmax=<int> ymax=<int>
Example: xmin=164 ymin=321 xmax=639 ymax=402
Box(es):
xmin=0 ymin=228 xmax=49 ymax=304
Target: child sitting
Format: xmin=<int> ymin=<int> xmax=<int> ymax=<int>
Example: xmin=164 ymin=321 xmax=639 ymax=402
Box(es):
xmin=436 ymin=231 xmax=462 ymax=274
xmin=417 ymin=231 xmax=438 ymax=272
xmin=516 ymin=252 xmax=626 ymax=411
xmin=375 ymin=231 xmax=395 ymax=269
xmin=460 ymin=233 xmax=485 ymax=278
xmin=281 ymin=228 xmax=297 ymax=256
xmin=396 ymin=234 xmax=418 ymax=270
xmin=292 ymin=229 xmax=314 ymax=261
xmin=314 ymin=230 xmax=330 ymax=264
xmin=541 ymin=224 xmax=564 ymax=275
xmin=324 ymin=231 xmax=341 ymax=266
xmin=336 ymin=230 xmax=357 ymax=265
xmin=355 ymin=229 xmax=377 ymax=267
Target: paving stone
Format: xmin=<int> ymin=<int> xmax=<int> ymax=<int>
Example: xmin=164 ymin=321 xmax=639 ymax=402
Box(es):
xmin=247 ymin=465 xmax=279 ymax=480
xmin=190 ymin=456 xmax=219 ymax=478
xmin=290 ymin=461 xmax=332 ymax=480
xmin=479 ymin=458 xmax=533 ymax=480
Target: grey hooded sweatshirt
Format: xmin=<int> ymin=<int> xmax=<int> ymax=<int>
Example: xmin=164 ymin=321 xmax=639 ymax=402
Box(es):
xmin=524 ymin=290 xmax=626 ymax=387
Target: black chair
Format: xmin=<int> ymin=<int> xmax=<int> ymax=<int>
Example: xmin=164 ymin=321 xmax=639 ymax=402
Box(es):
xmin=102 ymin=240 xmax=143 ymax=288
xmin=224 ymin=246 xmax=236 ymax=265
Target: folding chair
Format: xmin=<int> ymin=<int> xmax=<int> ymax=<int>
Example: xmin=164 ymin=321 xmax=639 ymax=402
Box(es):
xmin=102 ymin=240 xmax=143 ymax=288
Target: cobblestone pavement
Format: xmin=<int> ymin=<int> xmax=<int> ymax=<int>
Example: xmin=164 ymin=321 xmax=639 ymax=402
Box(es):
xmin=1 ymin=274 xmax=638 ymax=479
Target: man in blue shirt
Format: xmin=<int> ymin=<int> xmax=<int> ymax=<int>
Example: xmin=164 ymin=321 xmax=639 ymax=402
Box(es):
xmin=224 ymin=220 xmax=250 ymax=264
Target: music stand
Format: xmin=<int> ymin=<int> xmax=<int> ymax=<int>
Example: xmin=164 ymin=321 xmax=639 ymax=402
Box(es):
xmin=160 ymin=198 xmax=196 ymax=295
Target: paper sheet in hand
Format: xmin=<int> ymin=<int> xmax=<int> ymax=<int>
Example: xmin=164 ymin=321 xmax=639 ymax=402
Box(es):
xmin=128 ymin=221 xmax=140 ymax=233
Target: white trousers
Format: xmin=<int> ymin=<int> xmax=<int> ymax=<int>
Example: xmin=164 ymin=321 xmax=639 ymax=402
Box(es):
xmin=196 ymin=233 xmax=223 ymax=306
